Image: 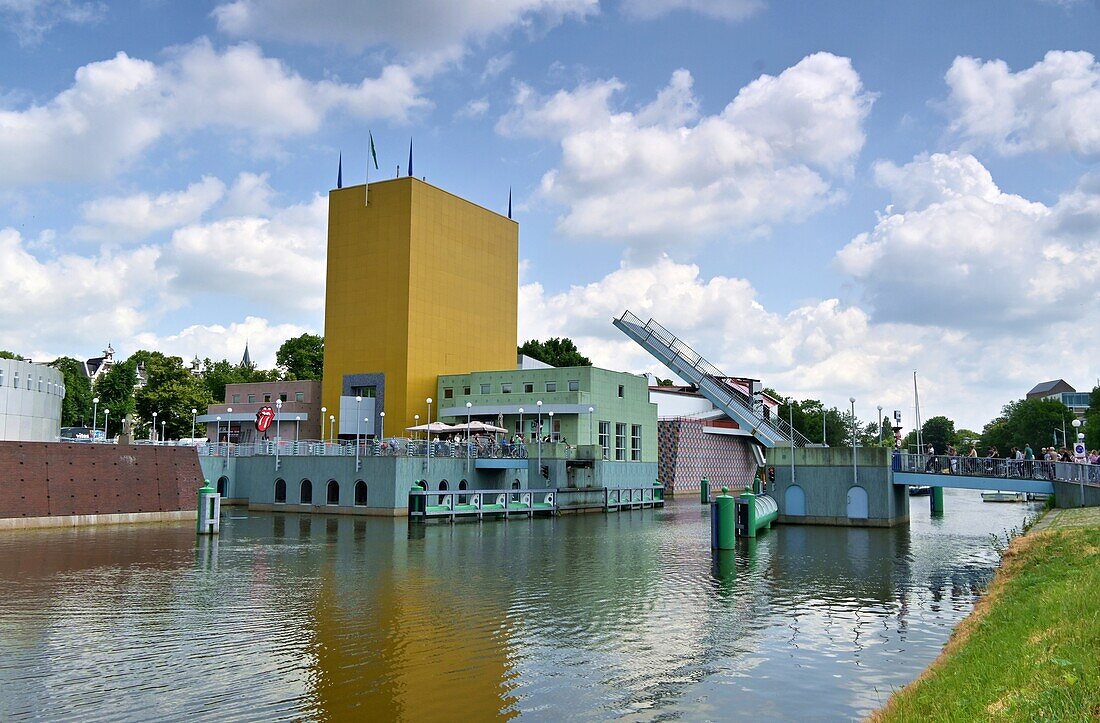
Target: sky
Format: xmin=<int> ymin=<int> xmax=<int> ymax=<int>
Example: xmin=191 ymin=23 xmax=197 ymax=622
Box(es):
xmin=0 ymin=0 xmax=1098 ymax=431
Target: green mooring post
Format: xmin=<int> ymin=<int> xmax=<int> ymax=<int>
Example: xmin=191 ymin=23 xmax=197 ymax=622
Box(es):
xmin=713 ymin=487 xmax=736 ymax=550
xmin=738 ymin=489 xmax=758 ymax=538
xmin=197 ymin=478 xmax=220 ymax=535
xmin=930 ymin=486 xmax=944 ymax=516
xmin=700 ymin=476 xmax=710 ymax=504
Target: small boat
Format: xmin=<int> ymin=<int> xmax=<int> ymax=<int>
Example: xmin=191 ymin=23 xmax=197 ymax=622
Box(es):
xmin=982 ymin=491 xmax=1026 ymax=503
xmin=909 ymin=486 xmax=931 ymax=496
xmin=1025 ymin=492 xmax=1052 ymax=502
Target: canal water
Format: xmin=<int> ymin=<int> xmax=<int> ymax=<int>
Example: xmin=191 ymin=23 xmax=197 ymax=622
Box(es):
xmin=0 ymin=490 xmax=1040 ymax=721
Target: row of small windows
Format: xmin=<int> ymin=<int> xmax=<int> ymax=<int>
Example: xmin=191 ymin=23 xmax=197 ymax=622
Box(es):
xmin=0 ymin=369 xmax=64 ymax=396
xmin=273 ymin=478 xmax=368 ymax=506
xmin=443 ymin=379 xmax=583 ymax=399
xmin=230 ymin=391 xmax=304 ymax=404
xmin=598 ymin=422 xmax=644 ymax=461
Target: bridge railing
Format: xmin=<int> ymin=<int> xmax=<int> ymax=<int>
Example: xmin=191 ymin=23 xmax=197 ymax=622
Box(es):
xmin=198 ymin=439 xmax=530 ymax=460
xmin=895 ymin=453 xmax=1100 ymax=486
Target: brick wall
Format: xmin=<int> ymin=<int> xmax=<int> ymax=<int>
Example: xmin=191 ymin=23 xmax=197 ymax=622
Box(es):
xmin=0 ymin=442 xmax=204 ymax=519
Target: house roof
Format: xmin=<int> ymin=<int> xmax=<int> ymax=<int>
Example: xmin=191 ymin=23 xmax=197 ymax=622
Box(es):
xmin=1027 ymin=379 xmax=1075 ymax=397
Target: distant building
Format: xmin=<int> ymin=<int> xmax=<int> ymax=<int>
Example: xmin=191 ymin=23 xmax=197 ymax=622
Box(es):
xmin=1026 ymin=379 xmax=1090 ymax=418
xmin=82 ymin=343 xmax=146 ymax=388
xmin=0 ymin=358 xmax=65 ymax=441
xmin=200 ymin=380 xmax=322 ymax=443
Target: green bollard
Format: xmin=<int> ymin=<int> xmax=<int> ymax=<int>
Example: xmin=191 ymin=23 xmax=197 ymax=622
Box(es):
xmin=931 ymin=486 xmax=944 ymax=516
xmin=714 ymin=487 xmax=736 ymax=550
xmin=738 ymin=489 xmax=758 ymax=538
xmin=700 ymin=476 xmax=710 ymax=504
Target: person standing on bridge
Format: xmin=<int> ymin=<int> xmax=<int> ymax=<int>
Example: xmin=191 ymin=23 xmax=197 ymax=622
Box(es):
xmin=1024 ymin=443 xmax=1035 ymax=478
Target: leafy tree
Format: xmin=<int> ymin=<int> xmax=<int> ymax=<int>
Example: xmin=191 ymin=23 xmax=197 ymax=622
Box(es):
xmin=49 ymin=356 xmax=93 ymax=427
xmin=0 ymin=350 xmax=23 ymax=360
xmin=774 ymin=397 xmax=850 ymax=446
xmin=954 ymin=428 xmax=981 ymax=449
xmin=979 ymin=397 xmax=1074 ymax=453
xmin=1084 ymin=386 xmax=1100 ymax=450
xmin=656 ymin=377 xmax=674 ymax=387
xmin=134 ymin=352 xmax=212 ymax=440
xmin=518 ymin=338 xmax=591 ymax=368
xmin=92 ymin=359 xmax=137 ymax=438
xmin=201 ymin=358 xmax=277 ymax=402
xmin=276 ymin=333 xmax=324 ymax=380
xmin=921 ymin=415 xmax=956 ymax=452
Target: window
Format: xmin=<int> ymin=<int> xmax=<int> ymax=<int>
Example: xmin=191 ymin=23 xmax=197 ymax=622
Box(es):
xmin=351 ymin=386 xmax=376 ymax=398
xmin=618 ymin=385 xmax=625 ymax=398
xmin=480 ymin=383 xmax=490 ymax=395
xmin=13 ymin=371 xmax=18 ymax=388
xmin=37 ymin=377 xmax=42 ymax=391
xmin=300 ymin=479 xmax=313 ymax=504
xmin=463 ymin=386 xmax=471 ymax=395
xmin=232 ymin=394 xmax=241 ymax=403
xmin=0 ymin=370 xmax=4 ymax=386
xmin=545 ymin=381 xmax=557 ymax=392
xmin=568 ymin=380 xmax=579 ymax=392
xmin=247 ymin=394 xmax=256 ymax=403
xmin=501 ymin=383 xmax=512 ymax=394
xmin=263 ymin=394 xmax=271 ymax=403
xmin=279 ymin=393 xmax=288 ymax=402
xmin=523 ymin=383 xmax=533 ymax=393
xmin=354 ymin=480 xmax=368 ymax=506
xmin=326 ymin=480 xmax=340 ymax=505
xmin=599 ymin=422 xmax=610 ymax=459
xmin=295 ymin=392 xmax=304 ymax=402
xmin=552 ymin=417 xmax=561 ymax=442
xmin=631 ymin=425 xmax=642 ymax=461
xmin=217 ymin=476 xmax=229 ymax=496
xmin=274 ymin=479 xmax=287 ymax=503
xmin=615 ymin=423 xmax=626 ymax=461
xmin=444 ymin=388 xmax=454 ymax=399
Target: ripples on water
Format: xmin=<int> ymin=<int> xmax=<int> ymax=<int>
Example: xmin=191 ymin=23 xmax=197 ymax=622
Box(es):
xmin=0 ymin=490 xmax=1038 ymax=721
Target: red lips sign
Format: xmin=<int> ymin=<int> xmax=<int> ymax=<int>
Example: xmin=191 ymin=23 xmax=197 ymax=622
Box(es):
xmin=256 ymin=406 xmax=276 ymax=432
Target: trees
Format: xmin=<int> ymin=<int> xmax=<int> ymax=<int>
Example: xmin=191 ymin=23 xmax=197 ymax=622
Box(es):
xmin=980 ymin=398 xmax=1074 ymax=453
xmin=774 ymin=397 xmax=850 ymax=446
xmin=518 ymin=338 xmax=591 ymax=368
xmin=921 ymin=416 xmax=956 ymax=452
xmin=92 ymin=359 xmax=137 ymax=437
xmin=276 ymin=333 xmax=324 ymax=380
xmin=1083 ymin=386 xmax=1099 ymax=450
xmin=201 ymin=358 xmax=276 ymax=402
xmin=49 ymin=357 xmax=92 ymax=427
xmin=0 ymin=350 xmax=22 ymax=360
xmin=134 ymin=352 xmax=212 ymax=440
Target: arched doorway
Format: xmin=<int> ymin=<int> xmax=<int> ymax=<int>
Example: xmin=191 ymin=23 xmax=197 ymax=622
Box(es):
xmin=354 ymin=480 xmax=367 ymax=506
xmin=846 ymin=486 xmax=868 ymax=519
xmin=274 ymin=479 xmax=286 ymax=504
xmin=300 ymin=479 xmax=313 ymax=505
xmin=327 ymin=479 xmax=340 ymax=505
xmin=784 ymin=485 xmax=806 ymax=516
xmin=216 ymin=476 xmax=228 ymax=496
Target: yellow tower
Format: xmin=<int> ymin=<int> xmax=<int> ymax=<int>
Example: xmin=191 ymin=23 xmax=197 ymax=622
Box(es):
xmin=322 ymin=177 xmax=518 ymax=435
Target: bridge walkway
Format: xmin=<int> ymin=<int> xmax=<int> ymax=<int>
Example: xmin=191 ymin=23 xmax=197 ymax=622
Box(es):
xmin=892 ymin=453 xmax=1100 ymax=496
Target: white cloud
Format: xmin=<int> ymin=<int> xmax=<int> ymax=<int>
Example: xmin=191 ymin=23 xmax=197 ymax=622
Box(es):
xmin=836 ymin=152 xmax=1100 ymax=330
xmin=482 ymin=53 xmax=514 ymax=81
xmin=76 ymin=176 xmax=227 ymax=242
xmin=0 ymin=0 xmax=104 ymax=45
xmin=498 ymin=53 xmax=872 ymax=246
xmin=457 ymin=98 xmax=491 ymax=119
xmin=0 ymin=39 xmax=429 ymax=186
xmin=946 ymin=50 xmax=1100 ymax=157
xmin=132 ymin=316 xmax=311 ymax=369
xmin=213 ymin=0 xmax=597 ymax=54
xmin=620 ymin=0 xmax=764 ymax=22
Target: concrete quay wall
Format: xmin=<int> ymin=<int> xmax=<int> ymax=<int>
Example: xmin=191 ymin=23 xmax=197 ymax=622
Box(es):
xmin=0 ymin=442 xmax=205 ymax=524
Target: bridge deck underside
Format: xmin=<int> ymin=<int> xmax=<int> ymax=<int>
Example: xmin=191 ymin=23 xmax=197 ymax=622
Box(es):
xmin=893 ymin=472 xmax=1054 ymax=495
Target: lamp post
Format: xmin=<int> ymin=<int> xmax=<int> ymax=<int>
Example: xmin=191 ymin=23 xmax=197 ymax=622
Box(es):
xmin=787 ymin=397 xmax=795 ymax=486
xmin=191 ymin=408 xmax=197 ymax=442
xmin=548 ymin=410 xmax=555 ymax=442
xmin=104 ymin=409 xmax=109 ymax=441
xmin=426 ymin=397 xmax=433 ymax=481
xmin=465 ymin=401 xmax=472 ymax=473
xmin=215 ymin=416 xmax=221 ymax=448
xmin=518 ymin=407 xmax=524 ymax=441
xmin=850 ymin=397 xmax=857 ymax=485
xmin=161 ymin=420 xmax=166 ymax=444
xmin=1072 ymin=418 xmax=1085 ymax=505
xmin=295 ymin=415 xmax=301 ymax=443
xmin=329 ymin=414 xmax=335 ymax=444
xmin=355 ymin=396 xmax=362 ymax=458
xmin=414 ymin=414 xmax=420 ymax=439
xmin=151 ymin=411 xmax=157 ymax=442
xmin=588 ymin=406 xmax=594 ymax=446
xmin=92 ymin=397 xmax=100 ymax=441
xmin=536 ymin=400 xmax=543 ymax=477
xmin=379 ymin=411 xmax=385 ymax=443
xmin=320 ymin=406 xmax=327 ymax=443
xmin=226 ymin=407 xmax=233 ymax=445
xmin=877 ymin=405 xmax=883 ymax=445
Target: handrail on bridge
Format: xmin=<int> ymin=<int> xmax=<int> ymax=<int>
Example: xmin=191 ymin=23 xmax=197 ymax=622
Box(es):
xmin=895 ymin=452 xmax=1100 ymax=486
xmin=198 ymin=438 xmax=530 ymax=460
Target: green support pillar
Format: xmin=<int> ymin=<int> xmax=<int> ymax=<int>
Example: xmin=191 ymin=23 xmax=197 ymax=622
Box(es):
xmin=714 ymin=487 xmax=736 ymax=549
xmin=931 ymin=486 xmax=944 ymax=516
xmin=700 ymin=476 xmax=710 ymax=504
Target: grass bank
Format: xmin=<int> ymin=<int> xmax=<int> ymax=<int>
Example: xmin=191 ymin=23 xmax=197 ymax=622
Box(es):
xmin=872 ymin=509 xmax=1100 ymax=722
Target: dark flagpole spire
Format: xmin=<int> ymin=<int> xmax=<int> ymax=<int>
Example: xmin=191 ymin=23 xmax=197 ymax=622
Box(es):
xmin=337 ymin=152 xmax=343 ymax=189
xmin=508 ymin=187 xmax=512 ymax=219
xmin=407 ymin=138 xmax=413 ymax=177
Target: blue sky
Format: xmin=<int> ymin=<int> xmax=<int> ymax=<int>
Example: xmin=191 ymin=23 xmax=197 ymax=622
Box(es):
xmin=1 ymin=0 xmax=1098 ymax=429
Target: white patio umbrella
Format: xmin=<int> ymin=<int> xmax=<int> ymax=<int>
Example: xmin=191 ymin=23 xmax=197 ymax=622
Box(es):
xmin=405 ymin=421 xmax=456 ymax=433
xmin=451 ymin=420 xmax=507 ymax=434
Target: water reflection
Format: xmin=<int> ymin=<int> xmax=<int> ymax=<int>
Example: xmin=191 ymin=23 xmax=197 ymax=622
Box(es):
xmin=0 ymin=490 xmax=1037 ymax=721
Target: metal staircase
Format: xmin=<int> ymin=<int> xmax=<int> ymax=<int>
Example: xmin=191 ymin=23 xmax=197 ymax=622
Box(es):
xmin=613 ymin=310 xmax=811 ymax=448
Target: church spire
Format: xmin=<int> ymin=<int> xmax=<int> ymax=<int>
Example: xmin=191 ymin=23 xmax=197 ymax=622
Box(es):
xmin=241 ymin=342 xmax=251 ymax=367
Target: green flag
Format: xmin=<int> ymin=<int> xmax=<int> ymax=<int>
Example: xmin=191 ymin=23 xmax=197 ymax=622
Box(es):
xmin=369 ymin=131 xmax=379 ymax=170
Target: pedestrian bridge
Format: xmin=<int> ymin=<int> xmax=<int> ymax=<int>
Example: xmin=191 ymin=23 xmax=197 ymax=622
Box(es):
xmin=892 ymin=453 xmax=1100 ymax=495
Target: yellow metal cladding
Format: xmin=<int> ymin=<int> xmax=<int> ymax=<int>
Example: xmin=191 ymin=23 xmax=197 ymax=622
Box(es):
xmin=322 ymin=177 xmax=518 ymax=432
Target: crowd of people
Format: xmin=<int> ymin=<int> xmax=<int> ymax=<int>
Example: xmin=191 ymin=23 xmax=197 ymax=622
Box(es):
xmin=916 ymin=441 xmax=1100 ymax=479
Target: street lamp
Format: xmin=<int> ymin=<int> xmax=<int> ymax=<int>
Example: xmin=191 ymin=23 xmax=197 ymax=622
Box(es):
xmin=92 ymin=397 xmax=100 ymax=441
xmin=161 ymin=419 xmax=166 ymax=444
xmin=536 ymin=400 xmax=543 ymax=477
xmin=226 ymin=407 xmax=233 ymax=445
xmin=548 ymin=410 xmax=555 ymax=442
xmin=151 ymin=411 xmax=157 ymax=442
xmin=215 ymin=416 xmax=221 ymax=446
xmin=355 ymin=395 xmax=362 ymax=449
xmin=850 ymin=397 xmax=857 ymax=485
xmin=414 ymin=414 xmax=420 ymax=439
xmin=329 ymin=414 xmax=335 ymax=444
xmin=588 ymin=406 xmax=594 ymax=445
xmin=877 ymin=405 xmax=883 ymax=445
xmin=379 ymin=411 xmax=385 ymax=443
xmin=191 ymin=408 xmax=197 ymax=442
xmin=518 ymin=407 xmax=524 ymax=441
xmin=465 ymin=401 xmax=472 ymax=473
xmin=320 ymin=406 xmax=327 ymax=442
xmin=295 ymin=415 xmax=301 ymax=443
xmin=787 ymin=397 xmax=795 ymax=487
xmin=104 ymin=409 xmax=109 ymax=441
xmin=426 ymin=397 xmax=433 ymax=481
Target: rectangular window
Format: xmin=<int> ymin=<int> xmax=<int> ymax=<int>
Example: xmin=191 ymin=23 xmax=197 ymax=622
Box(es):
xmin=523 ymin=382 xmax=533 ymax=393
xmin=232 ymin=394 xmax=241 ymax=404
xmin=38 ymin=377 xmax=42 ymax=391
xmin=617 ymin=385 xmax=625 ymax=398
xmin=0 ymin=370 xmax=4 ymax=386
xmin=263 ymin=394 xmax=271 ymax=403
xmin=501 ymin=383 xmax=512 ymax=394
xmin=615 ymin=423 xmax=627 ymax=461
xmin=553 ymin=418 xmax=561 ymax=442
xmin=295 ymin=392 xmax=304 ymax=402
xmin=14 ymin=371 xmax=19 ymax=388
xmin=444 ymin=388 xmax=454 ymax=399
xmin=598 ymin=421 xmax=610 ymax=459
xmin=545 ymin=381 xmax=557 ymax=392
xmin=247 ymin=394 xmax=256 ymax=403
xmin=480 ymin=384 xmax=490 ymax=395
xmin=279 ymin=393 xmax=288 ymax=402
xmin=631 ymin=425 xmax=642 ymax=461
xmin=351 ymin=386 xmax=376 ymax=398
xmin=463 ymin=386 xmax=471 ymax=396
xmin=568 ymin=380 xmax=579 ymax=392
